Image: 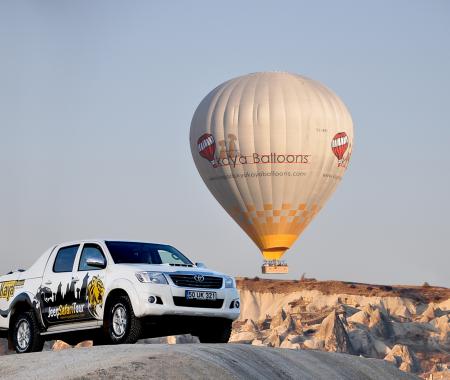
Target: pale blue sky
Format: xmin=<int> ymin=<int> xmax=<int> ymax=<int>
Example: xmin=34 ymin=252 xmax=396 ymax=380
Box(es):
xmin=1 ymin=1 xmax=449 ymax=286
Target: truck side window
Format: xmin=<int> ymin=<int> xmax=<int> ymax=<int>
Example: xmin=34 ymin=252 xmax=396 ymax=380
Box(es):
xmin=78 ymin=244 xmax=106 ymax=271
xmin=53 ymin=245 xmax=79 ymax=273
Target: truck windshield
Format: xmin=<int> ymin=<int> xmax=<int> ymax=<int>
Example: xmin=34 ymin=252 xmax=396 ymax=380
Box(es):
xmin=105 ymin=241 xmax=193 ymax=265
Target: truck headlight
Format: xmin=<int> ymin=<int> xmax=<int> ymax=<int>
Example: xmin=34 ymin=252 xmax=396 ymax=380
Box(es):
xmin=224 ymin=276 xmax=235 ymax=288
xmin=135 ymin=272 xmax=168 ymax=284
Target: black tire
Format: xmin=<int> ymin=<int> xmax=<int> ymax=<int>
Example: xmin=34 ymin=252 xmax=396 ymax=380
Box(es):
xmin=102 ymin=295 xmax=141 ymax=344
xmin=196 ymin=318 xmax=232 ymax=343
xmin=12 ymin=311 xmax=44 ymax=353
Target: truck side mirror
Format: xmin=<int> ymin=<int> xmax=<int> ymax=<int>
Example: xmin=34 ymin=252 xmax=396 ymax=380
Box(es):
xmin=86 ymin=257 xmax=106 ymax=269
xmin=195 ymin=262 xmax=206 ymax=268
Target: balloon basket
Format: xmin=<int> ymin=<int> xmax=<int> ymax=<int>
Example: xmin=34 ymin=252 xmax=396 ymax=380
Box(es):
xmin=261 ymin=260 xmax=289 ymax=274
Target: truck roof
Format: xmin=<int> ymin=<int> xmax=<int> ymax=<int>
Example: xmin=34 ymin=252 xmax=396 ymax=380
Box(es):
xmin=53 ymin=239 xmax=171 ymax=246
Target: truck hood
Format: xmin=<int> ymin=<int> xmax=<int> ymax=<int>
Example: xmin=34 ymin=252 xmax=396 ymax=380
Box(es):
xmin=113 ymin=263 xmax=227 ymax=277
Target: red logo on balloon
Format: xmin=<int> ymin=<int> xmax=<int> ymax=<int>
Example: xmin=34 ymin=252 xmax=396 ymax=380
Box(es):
xmin=197 ymin=133 xmax=217 ymax=167
xmin=331 ymin=132 xmax=349 ymax=167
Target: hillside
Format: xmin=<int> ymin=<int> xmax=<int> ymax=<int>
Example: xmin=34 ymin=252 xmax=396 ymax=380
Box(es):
xmin=237 ymin=278 xmax=450 ymax=302
xmin=232 ymin=278 xmax=450 ymax=379
xmin=0 ymin=343 xmax=417 ymax=380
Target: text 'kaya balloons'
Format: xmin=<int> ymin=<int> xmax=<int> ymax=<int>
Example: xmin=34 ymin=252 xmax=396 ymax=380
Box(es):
xmin=190 ymin=72 xmax=353 ymax=269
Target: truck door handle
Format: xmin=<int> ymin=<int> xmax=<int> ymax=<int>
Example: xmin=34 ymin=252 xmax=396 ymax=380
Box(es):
xmin=44 ymin=280 xmax=52 ymax=285
xmin=72 ymin=276 xmax=79 ymax=282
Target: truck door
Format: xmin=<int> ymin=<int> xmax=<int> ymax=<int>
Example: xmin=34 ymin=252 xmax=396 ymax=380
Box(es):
xmin=72 ymin=243 xmax=107 ymax=321
xmin=40 ymin=244 xmax=81 ymax=325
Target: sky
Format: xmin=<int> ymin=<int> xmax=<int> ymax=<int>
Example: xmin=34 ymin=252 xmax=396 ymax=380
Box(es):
xmin=0 ymin=1 xmax=449 ymax=287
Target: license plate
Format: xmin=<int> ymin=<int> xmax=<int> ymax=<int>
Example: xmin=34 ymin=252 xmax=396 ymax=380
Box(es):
xmin=185 ymin=290 xmax=217 ymax=300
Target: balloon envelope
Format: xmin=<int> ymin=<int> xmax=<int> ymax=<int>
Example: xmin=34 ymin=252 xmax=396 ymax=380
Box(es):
xmin=190 ymin=72 xmax=353 ymax=261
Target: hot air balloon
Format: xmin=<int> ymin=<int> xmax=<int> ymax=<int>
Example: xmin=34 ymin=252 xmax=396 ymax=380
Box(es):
xmin=189 ymin=72 xmax=353 ymax=274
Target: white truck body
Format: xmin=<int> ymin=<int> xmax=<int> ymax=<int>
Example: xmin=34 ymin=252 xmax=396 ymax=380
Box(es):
xmin=0 ymin=240 xmax=240 ymax=350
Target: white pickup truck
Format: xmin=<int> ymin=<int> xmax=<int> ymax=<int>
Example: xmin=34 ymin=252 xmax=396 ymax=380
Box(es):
xmin=0 ymin=240 xmax=240 ymax=353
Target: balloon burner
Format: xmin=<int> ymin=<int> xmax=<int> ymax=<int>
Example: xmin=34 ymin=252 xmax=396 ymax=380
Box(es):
xmin=262 ymin=260 xmax=289 ymax=274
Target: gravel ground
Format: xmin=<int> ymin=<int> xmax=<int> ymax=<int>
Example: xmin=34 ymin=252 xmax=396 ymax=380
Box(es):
xmin=0 ymin=344 xmax=419 ymax=380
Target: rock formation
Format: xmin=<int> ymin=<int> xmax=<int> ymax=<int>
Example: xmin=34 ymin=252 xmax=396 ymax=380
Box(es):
xmin=384 ymin=344 xmax=421 ymax=373
xmin=231 ymin=278 xmax=450 ymax=379
xmin=140 ymin=334 xmax=200 ymax=344
xmin=316 ymin=310 xmax=353 ymax=353
xmin=52 ymin=340 xmax=72 ymax=351
xmin=52 ymin=340 xmax=93 ymax=350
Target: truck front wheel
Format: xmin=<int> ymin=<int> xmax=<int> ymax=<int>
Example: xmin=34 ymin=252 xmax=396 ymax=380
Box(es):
xmin=196 ymin=318 xmax=232 ymax=343
xmin=101 ymin=295 xmax=142 ymax=345
xmin=12 ymin=311 xmax=44 ymax=353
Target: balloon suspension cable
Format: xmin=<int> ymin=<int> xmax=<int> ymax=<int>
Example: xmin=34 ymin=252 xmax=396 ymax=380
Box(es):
xmin=261 ymin=259 xmax=289 ymax=274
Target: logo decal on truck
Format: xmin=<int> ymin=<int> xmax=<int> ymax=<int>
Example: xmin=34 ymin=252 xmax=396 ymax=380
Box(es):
xmin=47 ymin=303 xmax=87 ymax=320
xmin=87 ymin=276 xmax=105 ymax=317
xmin=194 ymin=275 xmax=204 ymax=282
xmin=0 ymin=280 xmax=25 ymax=302
xmin=35 ymin=274 xmax=105 ymax=323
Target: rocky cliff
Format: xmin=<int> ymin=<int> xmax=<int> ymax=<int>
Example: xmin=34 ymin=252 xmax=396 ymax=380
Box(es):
xmin=231 ymin=278 xmax=450 ymax=379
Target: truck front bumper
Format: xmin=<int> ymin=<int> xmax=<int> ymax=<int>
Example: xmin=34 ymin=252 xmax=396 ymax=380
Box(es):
xmin=134 ymin=283 xmax=240 ymax=321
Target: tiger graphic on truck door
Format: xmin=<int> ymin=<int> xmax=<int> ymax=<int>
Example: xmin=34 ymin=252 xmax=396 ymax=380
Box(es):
xmin=87 ymin=275 xmax=105 ymax=318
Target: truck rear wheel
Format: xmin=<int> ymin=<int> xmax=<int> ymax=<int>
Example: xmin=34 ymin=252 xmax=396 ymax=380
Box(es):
xmin=12 ymin=311 xmax=44 ymax=353
xmin=196 ymin=318 xmax=232 ymax=343
xmin=102 ymin=294 xmax=142 ymax=344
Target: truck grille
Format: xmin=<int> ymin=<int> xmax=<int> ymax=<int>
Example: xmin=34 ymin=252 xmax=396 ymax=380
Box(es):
xmin=169 ymin=274 xmax=223 ymax=289
xmin=173 ymin=297 xmax=224 ymax=309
